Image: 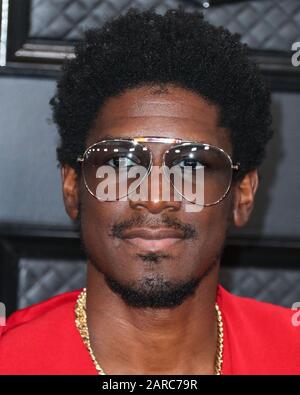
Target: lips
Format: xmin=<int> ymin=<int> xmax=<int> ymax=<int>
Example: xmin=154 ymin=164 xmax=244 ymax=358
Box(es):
xmin=120 ymin=228 xmax=184 ymax=251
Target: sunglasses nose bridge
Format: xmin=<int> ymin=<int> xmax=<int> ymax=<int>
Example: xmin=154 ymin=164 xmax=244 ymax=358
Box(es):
xmin=141 ymin=143 xmax=169 ymax=169
xmin=132 ymin=144 xmax=178 ymax=203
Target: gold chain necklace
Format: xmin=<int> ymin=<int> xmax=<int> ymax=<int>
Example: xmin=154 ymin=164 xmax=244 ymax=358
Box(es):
xmin=75 ymin=288 xmax=224 ymax=375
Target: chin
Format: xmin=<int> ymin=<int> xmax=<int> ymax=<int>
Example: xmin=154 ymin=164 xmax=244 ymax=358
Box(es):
xmin=103 ymin=272 xmax=202 ymax=309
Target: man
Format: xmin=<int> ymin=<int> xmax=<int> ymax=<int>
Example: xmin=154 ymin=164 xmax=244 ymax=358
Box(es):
xmin=0 ymin=7 xmax=299 ymax=375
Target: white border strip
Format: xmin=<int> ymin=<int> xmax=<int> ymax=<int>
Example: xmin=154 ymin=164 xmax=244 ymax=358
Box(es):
xmin=0 ymin=0 xmax=9 ymax=67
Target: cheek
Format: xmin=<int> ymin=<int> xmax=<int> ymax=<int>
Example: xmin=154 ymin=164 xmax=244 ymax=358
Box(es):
xmin=80 ymin=192 xmax=128 ymax=264
xmin=185 ymin=199 xmax=231 ymax=259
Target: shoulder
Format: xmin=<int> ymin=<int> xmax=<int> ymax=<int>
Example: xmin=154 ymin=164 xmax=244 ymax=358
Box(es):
xmin=218 ymin=285 xmax=300 ymax=374
xmin=218 ymin=284 xmax=298 ymax=330
xmin=1 ymin=289 xmax=81 ymax=336
xmin=0 ymin=289 xmax=93 ymax=374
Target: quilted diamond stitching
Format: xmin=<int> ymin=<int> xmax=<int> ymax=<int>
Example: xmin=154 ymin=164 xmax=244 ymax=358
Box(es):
xmin=28 ymin=0 xmax=300 ymax=51
xmin=18 ymin=258 xmax=87 ymax=309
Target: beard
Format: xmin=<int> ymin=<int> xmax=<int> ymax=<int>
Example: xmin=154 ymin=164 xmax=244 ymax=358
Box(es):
xmin=77 ymin=202 xmax=221 ymax=309
xmin=85 ymin=245 xmax=217 ymax=310
xmin=103 ymin=271 xmax=207 ymax=309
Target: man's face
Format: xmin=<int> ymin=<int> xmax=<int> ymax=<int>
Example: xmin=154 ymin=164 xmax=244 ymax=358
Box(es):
xmin=63 ymin=84 xmax=257 ymax=309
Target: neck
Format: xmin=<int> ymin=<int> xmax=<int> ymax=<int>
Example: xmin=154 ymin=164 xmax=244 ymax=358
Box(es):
xmin=85 ymin=262 xmax=220 ymax=375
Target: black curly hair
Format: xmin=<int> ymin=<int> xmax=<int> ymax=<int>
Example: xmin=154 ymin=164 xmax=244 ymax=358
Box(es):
xmin=50 ymin=6 xmax=273 ymax=179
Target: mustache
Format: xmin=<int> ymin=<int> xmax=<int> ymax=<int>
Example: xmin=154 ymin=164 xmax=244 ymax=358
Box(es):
xmin=110 ymin=213 xmax=197 ymax=240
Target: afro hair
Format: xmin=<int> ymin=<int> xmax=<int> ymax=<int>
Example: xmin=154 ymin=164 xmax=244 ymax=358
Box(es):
xmin=50 ymin=6 xmax=273 ymax=179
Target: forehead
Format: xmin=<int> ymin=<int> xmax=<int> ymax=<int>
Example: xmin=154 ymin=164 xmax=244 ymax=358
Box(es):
xmin=86 ymin=85 xmax=231 ymax=152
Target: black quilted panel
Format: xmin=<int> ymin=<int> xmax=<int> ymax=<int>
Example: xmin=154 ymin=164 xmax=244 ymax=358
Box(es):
xmin=17 ymin=259 xmax=300 ymax=308
xmin=18 ymin=258 xmax=87 ymax=308
xmin=29 ymin=0 xmax=300 ymax=51
xmin=219 ymin=266 xmax=300 ymax=307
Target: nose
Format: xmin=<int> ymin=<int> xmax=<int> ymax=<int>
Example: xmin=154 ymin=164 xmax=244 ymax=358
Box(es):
xmin=128 ymin=162 xmax=182 ymax=214
xmin=129 ymin=196 xmax=181 ymax=214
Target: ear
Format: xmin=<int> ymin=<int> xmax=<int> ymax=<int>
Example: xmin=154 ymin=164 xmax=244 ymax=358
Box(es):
xmin=233 ymin=170 xmax=259 ymax=227
xmin=61 ymin=165 xmax=80 ymax=220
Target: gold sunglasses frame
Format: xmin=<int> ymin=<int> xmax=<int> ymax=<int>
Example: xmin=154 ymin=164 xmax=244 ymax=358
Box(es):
xmin=77 ymin=136 xmax=240 ymax=206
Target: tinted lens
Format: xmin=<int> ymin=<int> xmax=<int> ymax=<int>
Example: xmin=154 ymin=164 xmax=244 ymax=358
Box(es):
xmin=164 ymin=143 xmax=233 ymax=205
xmin=82 ymin=140 xmax=151 ymax=201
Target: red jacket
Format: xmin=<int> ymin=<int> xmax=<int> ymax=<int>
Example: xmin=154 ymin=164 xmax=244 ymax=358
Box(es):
xmin=0 ymin=285 xmax=299 ymax=374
